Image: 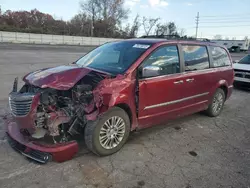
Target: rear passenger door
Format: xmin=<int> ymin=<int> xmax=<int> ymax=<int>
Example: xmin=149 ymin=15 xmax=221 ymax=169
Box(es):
xmin=178 ymin=44 xmax=214 ymax=114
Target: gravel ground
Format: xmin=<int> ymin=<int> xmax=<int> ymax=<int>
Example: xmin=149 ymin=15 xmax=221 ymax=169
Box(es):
xmin=0 ymin=44 xmax=249 ymax=188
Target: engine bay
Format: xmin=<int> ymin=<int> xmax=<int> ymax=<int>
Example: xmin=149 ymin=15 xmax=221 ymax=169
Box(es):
xmin=10 ymin=71 xmax=106 ymax=144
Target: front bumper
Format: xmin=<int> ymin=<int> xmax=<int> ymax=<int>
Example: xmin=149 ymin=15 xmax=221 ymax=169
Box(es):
xmin=5 ymin=119 xmax=79 ymax=163
xmin=234 ymin=77 xmax=250 ymax=84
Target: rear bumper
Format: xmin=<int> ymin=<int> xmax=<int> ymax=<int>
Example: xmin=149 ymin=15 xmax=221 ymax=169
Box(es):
xmin=5 ymin=119 xmax=79 ymax=163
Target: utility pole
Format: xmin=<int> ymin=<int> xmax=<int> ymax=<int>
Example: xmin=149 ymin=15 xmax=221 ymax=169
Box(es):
xmin=195 ymin=12 xmax=199 ymax=39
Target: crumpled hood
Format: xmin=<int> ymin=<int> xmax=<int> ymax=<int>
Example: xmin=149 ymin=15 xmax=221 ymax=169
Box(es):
xmin=233 ymin=63 xmax=250 ymax=71
xmin=23 ymin=65 xmax=92 ymax=90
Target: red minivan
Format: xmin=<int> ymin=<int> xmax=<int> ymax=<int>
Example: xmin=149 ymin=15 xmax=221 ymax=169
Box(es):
xmin=5 ymin=38 xmax=234 ymax=163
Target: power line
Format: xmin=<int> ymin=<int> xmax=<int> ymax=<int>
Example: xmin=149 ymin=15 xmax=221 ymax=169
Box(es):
xmin=199 ymin=21 xmax=250 ymax=24
xmin=197 ymin=25 xmax=250 ymax=28
xmin=200 ymin=17 xmax=250 ymax=21
xmin=200 ymin=13 xmax=250 ymax=18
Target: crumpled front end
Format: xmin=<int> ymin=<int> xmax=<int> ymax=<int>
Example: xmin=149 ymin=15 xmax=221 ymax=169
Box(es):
xmin=5 ymin=70 xmax=107 ymax=163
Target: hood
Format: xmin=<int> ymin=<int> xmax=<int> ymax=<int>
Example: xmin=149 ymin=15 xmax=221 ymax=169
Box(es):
xmin=233 ymin=63 xmax=250 ymax=71
xmin=23 ymin=65 xmax=101 ymax=90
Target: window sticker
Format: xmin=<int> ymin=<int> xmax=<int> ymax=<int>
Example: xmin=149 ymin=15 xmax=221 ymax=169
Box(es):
xmin=133 ymin=44 xmax=150 ymax=49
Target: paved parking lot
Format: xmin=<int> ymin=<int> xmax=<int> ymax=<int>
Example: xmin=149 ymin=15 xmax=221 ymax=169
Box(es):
xmin=0 ymin=44 xmax=249 ymax=188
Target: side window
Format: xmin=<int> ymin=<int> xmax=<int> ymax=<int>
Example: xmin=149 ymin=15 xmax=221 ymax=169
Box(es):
xmin=182 ymin=45 xmax=209 ymax=71
xmin=140 ymin=46 xmax=180 ymax=78
xmin=210 ymin=46 xmax=231 ymax=67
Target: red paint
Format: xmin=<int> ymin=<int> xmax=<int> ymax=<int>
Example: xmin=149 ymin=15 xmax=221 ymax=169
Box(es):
xmin=5 ymin=39 xmax=234 ymax=162
xmin=6 ymin=120 xmax=78 ymax=162
xmin=23 ymin=65 xmax=109 ymax=90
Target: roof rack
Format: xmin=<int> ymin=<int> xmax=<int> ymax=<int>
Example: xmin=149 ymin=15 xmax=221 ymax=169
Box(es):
xmin=140 ymin=35 xmax=211 ymax=42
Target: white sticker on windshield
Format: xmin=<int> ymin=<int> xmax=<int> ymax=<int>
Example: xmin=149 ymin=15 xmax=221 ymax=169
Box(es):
xmin=133 ymin=44 xmax=150 ymax=49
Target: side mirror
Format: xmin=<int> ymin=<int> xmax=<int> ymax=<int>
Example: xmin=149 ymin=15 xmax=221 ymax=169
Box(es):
xmin=142 ymin=66 xmax=162 ymax=78
xmin=233 ymin=60 xmax=239 ymax=64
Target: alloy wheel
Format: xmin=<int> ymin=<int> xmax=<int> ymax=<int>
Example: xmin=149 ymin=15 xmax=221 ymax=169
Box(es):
xmin=212 ymin=92 xmax=224 ymax=114
xmin=99 ymin=116 xmax=126 ymax=150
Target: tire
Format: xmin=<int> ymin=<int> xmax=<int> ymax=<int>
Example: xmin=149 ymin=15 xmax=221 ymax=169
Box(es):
xmin=84 ymin=107 xmax=130 ymax=156
xmin=205 ymin=88 xmax=226 ymax=117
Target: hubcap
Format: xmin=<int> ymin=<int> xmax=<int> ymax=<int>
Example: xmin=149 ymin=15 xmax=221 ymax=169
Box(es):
xmin=99 ymin=116 xmax=126 ymax=150
xmin=212 ymin=92 xmax=224 ymax=114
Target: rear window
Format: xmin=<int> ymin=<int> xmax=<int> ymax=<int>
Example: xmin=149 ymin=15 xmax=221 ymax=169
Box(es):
xmin=182 ymin=45 xmax=209 ymax=71
xmin=210 ymin=46 xmax=231 ymax=67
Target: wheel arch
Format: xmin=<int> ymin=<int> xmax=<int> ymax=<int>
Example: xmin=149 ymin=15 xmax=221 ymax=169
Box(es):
xmin=219 ymin=85 xmax=228 ymax=98
xmin=115 ymin=103 xmax=133 ymax=126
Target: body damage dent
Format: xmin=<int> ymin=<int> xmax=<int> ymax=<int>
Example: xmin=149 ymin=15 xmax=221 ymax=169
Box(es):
xmin=88 ymin=74 xmax=138 ymax=130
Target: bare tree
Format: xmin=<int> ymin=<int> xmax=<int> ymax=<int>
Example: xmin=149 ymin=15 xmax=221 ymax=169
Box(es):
xmin=129 ymin=14 xmax=141 ymax=37
xmin=178 ymin=28 xmax=186 ymax=37
xmin=80 ymin=0 xmax=129 ymax=37
xmin=80 ymin=0 xmax=100 ymax=36
xmin=142 ymin=17 xmax=160 ymax=36
xmin=225 ymin=37 xmax=230 ymax=40
xmin=155 ymin=22 xmax=178 ymax=36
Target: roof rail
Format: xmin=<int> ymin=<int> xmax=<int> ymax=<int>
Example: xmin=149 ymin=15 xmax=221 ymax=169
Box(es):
xmin=139 ymin=35 xmax=211 ymax=42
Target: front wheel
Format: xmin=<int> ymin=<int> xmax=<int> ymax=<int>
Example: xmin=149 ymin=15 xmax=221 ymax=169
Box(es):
xmin=84 ymin=107 xmax=130 ymax=156
xmin=205 ymin=88 xmax=225 ymax=117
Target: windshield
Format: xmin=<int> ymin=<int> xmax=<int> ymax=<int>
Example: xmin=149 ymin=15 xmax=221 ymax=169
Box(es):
xmin=238 ymin=55 xmax=250 ymax=64
xmin=76 ymin=41 xmax=151 ymax=74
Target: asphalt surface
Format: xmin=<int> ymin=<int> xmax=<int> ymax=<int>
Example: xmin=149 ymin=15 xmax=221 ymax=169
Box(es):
xmin=0 ymin=44 xmax=250 ymax=188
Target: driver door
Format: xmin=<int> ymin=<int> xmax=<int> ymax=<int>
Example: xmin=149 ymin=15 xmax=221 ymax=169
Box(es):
xmin=138 ymin=45 xmax=186 ymax=128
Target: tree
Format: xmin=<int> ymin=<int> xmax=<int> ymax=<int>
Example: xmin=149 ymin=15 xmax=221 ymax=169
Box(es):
xmin=179 ymin=28 xmax=186 ymax=37
xmin=155 ymin=22 xmax=179 ymax=36
xmin=142 ymin=17 xmax=160 ymax=36
xmin=128 ymin=14 xmax=141 ymax=37
xmin=214 ymin=34 xmax=222 ymax=40
xmin=79 ymin=0 xmax=129 ymax=37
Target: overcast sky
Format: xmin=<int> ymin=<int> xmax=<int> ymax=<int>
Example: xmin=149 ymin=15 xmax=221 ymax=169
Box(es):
xmin=1 ymin=0 xmax=250 ymax=39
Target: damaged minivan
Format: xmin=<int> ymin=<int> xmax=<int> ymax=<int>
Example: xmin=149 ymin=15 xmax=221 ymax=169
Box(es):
xmin=5 ymin=38 xmax=234 ymax=163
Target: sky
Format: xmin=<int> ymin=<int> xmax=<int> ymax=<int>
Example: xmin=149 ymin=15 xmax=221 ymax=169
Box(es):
xmin=0 ymin=0 xmax=250 ymax=39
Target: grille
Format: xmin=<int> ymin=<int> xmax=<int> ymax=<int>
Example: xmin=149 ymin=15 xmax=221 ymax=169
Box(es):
xmin=235 ymin=73 xmax=243 ymax=78
xmin=9 ymin=94 xmax=34 ymax=116
xmin=234 ymin=69 xmax=250 ymax=74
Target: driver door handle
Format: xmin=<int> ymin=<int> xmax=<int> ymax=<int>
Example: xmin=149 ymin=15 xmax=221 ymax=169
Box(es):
xmin=186 ymin=78 xmax=194 ymax=82
xmin=174 ymin=80 xmax=184 ymax=84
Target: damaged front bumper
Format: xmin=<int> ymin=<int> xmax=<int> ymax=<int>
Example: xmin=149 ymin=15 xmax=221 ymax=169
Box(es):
xmin=5 ymin=118 xmax=79 ymax=163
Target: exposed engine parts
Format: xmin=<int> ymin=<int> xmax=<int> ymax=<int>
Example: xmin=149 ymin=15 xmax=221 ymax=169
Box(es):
xmin=11 ymin=71 xmax=106 ymax=143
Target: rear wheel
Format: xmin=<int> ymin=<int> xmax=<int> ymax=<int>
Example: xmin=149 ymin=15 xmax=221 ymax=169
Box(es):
xmin=205 ymin=88 xmax=225 ymax=117
xmin=84 ymin=107 xmax=130 ymax=156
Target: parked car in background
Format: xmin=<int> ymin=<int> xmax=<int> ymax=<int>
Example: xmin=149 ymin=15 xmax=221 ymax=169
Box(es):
xmin=233 ymin=54 xmax=250 ymax=87
xmin=211 ymin=39 xmax=249 ymax=52
xmin=5 ymin=37 xmax=234 ymax=163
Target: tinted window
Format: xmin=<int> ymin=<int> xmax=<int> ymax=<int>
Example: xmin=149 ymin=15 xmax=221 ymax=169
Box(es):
xmin=141 ymin=46 xmax=180 ymax=77
xmin=210 ymin=46 xmax=231 ymax=67
xmin=76 ymin=41 xmax=151 ymax=75
xmin=182 ymin=45 xmax=209 ymax=71
xmin=238 ymin=55 xmax=250 ymax=65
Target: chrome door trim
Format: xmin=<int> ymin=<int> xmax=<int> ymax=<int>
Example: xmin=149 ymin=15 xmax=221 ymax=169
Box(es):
xmin=144 ymin=92 xmax=209 ymax=110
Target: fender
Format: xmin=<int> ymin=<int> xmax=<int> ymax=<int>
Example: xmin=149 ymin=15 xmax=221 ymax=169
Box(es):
xmin=208 ymin=79 xmax=229 ymax=103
